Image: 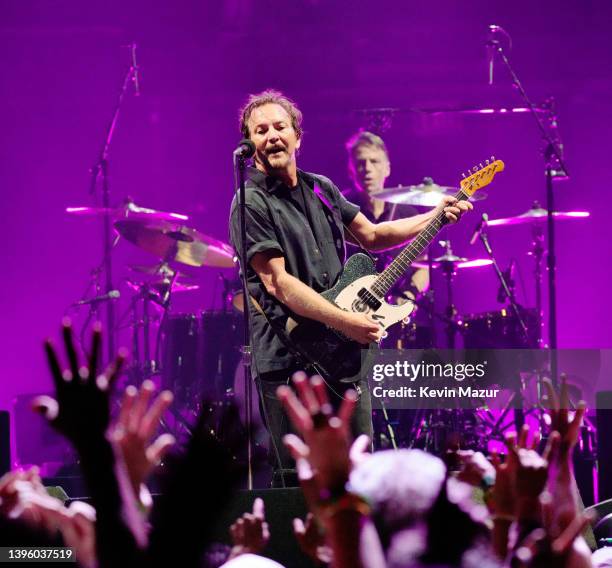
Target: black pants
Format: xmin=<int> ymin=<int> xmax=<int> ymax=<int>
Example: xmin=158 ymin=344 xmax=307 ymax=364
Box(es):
xmin=257 ymin=370 xmax=373 ymax=488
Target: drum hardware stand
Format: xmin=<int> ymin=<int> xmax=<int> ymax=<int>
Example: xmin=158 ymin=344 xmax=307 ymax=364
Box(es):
xmin=87 ymin=44 xmax=140 ymax=364
xmin=438 ymin=241 xmax=459 ymax=349
xmin=528 ymin=209 xmax=546 ymax=348
xmin=488 ymin=26 xmax=569 ymax=386
xmin=125 ymin=282 xmax=162 ymax=384
xmin=219 ymin=273 xmax=233 ymax=313
xmin=527 ymin=213 xmax=548 ymax=431
xmin=475 ymin=215 xmax=529 ymax=342
xmin=124 ymin=262 xmax=178 ymax=385
xmin=474 ymin=218 xmax=530 ymax=428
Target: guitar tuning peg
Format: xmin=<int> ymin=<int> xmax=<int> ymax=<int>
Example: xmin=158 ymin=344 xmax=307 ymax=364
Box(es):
xmin=479 ymin=162 xmax=484 ymax=169
xmin=473 ymin=165 xmax=479 ymax=173
xmin=485 ymin=159 xmax=490 ymax=165
xmin=461 ymin=172 xmax=466 ymax=178
xmin=490 ymin=155 xmax=495 ymax=161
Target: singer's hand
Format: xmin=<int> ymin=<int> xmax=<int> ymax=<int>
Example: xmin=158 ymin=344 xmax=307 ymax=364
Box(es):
xmin=435 ymin=196 xmax=473 ymax=224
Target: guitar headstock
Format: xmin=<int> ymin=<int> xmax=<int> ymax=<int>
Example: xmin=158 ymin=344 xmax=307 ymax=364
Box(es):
xmin=460 ymin=157 xmax=505 ymax=196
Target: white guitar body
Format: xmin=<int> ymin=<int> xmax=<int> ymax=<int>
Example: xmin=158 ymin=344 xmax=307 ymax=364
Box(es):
xmin=334 ymin=274 xmax=415 ymax=332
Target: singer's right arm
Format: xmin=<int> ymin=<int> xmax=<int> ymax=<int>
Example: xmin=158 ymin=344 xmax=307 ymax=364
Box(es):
xmin=250 ymin=252 xmax=381 ymax=344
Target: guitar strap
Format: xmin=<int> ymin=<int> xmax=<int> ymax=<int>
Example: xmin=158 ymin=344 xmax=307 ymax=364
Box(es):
xmin=309 ymin=183 xmax=378 ymax=263
xmin=247 ymin=294 xmax=327 ymax=378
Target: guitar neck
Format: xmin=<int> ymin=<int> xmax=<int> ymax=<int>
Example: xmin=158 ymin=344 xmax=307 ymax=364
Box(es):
xmin=370 ymin=189 xmax=470 ymax=297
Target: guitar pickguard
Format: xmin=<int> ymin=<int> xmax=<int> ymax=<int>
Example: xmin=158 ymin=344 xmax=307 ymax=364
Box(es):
xmin=334 ymin=274 xmax=415 ymax=330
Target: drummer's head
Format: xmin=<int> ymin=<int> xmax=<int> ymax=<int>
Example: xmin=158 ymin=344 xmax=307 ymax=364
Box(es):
xmin=346 ymin=131 xmax=390 ymax=195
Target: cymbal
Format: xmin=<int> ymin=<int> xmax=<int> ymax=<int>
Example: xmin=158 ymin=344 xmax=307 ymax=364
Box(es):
xmin=412 ymin=255 xmax=493 ymax=270
xmin=115 ymin=219 xmax=235 ymax=268
xmin=375 ymin=178 xmax=487 ymax=207
xmin=67 ymin=199 xmax=189 ymax=222
xmin=487 ymin=206 xmax=590 ymax=227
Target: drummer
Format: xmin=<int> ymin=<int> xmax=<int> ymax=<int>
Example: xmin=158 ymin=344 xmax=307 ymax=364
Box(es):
xmin=345 ymin=130 xmax=429 ymax=305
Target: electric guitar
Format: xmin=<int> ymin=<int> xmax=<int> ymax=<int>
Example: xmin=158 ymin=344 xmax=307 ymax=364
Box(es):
xmin=286 ymin=159 xmax=505 ymax=384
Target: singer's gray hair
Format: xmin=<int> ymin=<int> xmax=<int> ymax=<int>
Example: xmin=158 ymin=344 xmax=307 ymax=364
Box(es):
xmin=239 ymin=89 xmax=303 ymax=139
xmin=346 ymin=130 xmax=389 ymax=162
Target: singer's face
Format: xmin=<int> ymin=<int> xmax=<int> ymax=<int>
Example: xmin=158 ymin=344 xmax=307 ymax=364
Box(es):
xmin=248 ymin=103 xmax=301 ymax=175
xmin=349 ymin=145 xmax=390 ymax=195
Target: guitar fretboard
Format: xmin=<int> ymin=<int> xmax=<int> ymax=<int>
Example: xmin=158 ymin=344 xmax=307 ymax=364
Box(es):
xmin=370 ymin=189 xmax=470 ymax=297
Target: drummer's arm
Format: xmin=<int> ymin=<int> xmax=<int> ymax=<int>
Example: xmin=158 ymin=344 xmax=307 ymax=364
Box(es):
xmin=409 ymin=266 xmax=429 ymax=295
xmin=348 ymin=197 xmax=472 ymax=251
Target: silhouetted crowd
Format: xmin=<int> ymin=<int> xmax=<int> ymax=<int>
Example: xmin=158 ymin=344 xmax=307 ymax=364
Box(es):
xmin=1 ymin=320 xmax=611 ymax=567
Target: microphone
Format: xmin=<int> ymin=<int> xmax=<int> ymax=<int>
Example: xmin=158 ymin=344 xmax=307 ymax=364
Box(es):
xmin=72 ymin=290 xmax=120 ymax=306
xmin=130 ymin=43 xmax=140 ymax=96
xmin=469 ymin=213 xmax=488 ymax=245
xmin=233 ymin=139 xmax=256 ymax=158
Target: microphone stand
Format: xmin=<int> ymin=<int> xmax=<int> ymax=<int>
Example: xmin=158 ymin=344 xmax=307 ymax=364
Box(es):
xmin=234 ymin=153 xmax=254 ymax=490
xmin=489 ymin=35 xmax=568 ymax=386
xmin=476 ymin=217 xmax=529 ymax=341
xmin=89 ymin=46 xmax=139 ymax=363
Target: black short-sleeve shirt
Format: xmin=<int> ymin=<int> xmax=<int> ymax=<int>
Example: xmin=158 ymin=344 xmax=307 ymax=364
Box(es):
xmin=229 ymin=167 xmax=360 ymax=375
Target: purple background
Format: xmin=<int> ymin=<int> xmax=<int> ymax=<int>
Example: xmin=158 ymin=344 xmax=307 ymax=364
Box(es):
xmin=1 ymin=1 xmax=611 ymax=463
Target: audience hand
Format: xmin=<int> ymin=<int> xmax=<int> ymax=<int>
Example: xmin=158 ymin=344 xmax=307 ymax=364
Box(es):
xmin=543 ymin=375 xmax=586 ymax=460
xmin=278 ymin=372 xmax=356 ymax=495
xmin=32 ymin=320 xmax=125 ymax=447
xmin=228 ymin=498 xmax=270 ymax=559
xmin=110 ymin=380 xmax=175 ymax=495
xmin=293 ymin=512 xmax=332 ymax=565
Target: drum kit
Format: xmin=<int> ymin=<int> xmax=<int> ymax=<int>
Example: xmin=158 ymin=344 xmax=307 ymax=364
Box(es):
xmin=374 ymin=180 xmax=589 ymax=349
xmin=66 ymin=199 xmax=246 ymax=437
xmin=365 ymin=179 xmax=591 ymax=453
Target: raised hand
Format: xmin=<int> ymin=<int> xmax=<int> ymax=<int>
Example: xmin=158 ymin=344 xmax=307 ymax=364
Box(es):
xmin=456 ymin=450 xmax=496 ymax=488
xmin=228 ymin=497 xmax=270 ymax=558
xmin=293 ymin=512 xmax=332 ymax=565
xmin=32 ymin=319 xmax=125 ymax=448
xmin=514 ymin=448 xmax=550 ymax=502
xmin=110 ymin=380 xmax=175 ymax=495
xmin=278 ymin=372 xmax=356 ymax=494
xmin=487 ymin=425 xmax=543 ymax=518
xmin=543 ymin=375 xmax=586 ymax=458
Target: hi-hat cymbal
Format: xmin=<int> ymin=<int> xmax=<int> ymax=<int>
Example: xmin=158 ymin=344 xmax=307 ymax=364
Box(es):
xmin=67 ymin=199 xmax=189 ymax=222
xmin=115 ymin=219 xmax=235 ymax=268
xmin=487 ymin=206 xmax=590 ymax=227
xmin=126 ymin=264 xmax=199 ymax=293
xmin=375 ymin=178 xmax=487 ymax=207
